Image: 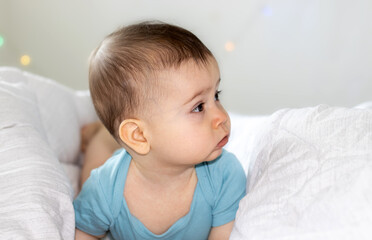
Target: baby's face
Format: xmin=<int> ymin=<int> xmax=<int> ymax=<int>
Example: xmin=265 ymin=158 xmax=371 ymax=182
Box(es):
xmin=144 ymin=57 xmax=230 ymax=166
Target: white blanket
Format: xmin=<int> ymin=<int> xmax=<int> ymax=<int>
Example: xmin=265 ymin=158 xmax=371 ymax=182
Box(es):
xmin=231 ymin=105 xmax=372 ymax=240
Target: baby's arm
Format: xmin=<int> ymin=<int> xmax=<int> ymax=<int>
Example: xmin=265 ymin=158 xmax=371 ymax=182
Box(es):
xmin=208 ymin=221 xmax=234 ymax=240
xmin=80 ymin=122 xmax=121 ymax=187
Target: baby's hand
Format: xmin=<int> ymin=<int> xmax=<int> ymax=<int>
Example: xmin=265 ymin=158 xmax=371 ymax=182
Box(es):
xmin=80 ymin=122 xmax=103 ymax=153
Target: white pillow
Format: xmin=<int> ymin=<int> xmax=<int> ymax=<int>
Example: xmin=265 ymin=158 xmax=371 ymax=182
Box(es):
xmin=231 ymin=105 xmax=372 ymax=240
xmin=26 ymin=70 xmax=97 ymax=165
xmin=0 ymin=67 xmax=97 ymax=239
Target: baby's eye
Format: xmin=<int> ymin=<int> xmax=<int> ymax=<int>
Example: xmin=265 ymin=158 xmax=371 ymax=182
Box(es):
xmin=215 ymin=90 xmax=221 ymax=101
xmin=192 ymin=103 xmax=204 ymax=113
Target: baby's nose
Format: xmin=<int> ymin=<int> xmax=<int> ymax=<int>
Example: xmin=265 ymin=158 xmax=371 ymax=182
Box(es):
xmin=212 ymin=106 xmax=228 ymax=129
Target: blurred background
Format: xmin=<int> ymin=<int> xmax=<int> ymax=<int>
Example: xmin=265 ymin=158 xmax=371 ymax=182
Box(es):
xmin=0 ymin=0 xmax=371 ymax=115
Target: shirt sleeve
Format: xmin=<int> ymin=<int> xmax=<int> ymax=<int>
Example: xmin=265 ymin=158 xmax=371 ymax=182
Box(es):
xmin=73 ymin=169 xmax=113 ymax=236
xmin=211 ymin=151 xmax=247 ymax=227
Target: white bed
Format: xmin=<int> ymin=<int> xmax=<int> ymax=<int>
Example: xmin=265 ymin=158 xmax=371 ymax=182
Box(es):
xmin=0 ymin=67 xmax=371 ymax=240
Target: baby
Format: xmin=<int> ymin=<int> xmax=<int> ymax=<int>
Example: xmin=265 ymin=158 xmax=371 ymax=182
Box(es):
xmin=74 ymin=21 xmax=246 ymax=240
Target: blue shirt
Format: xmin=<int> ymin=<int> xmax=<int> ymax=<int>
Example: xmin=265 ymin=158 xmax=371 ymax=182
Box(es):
xmin=73 ymin=149 xmax=246 ymax=240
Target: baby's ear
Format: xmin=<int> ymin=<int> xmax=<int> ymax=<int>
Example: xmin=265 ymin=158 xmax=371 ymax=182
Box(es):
xmin=118 ymin=119 xmax=150 ymax=155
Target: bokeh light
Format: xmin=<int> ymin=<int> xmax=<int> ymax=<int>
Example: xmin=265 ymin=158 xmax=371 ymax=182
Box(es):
xmin=0 ymin=35 xmax=4 ymax=47
xmin=224 ymin=41 xmax=235 ymax=52
xmin=20 ymin=55 xmax=31 ymax=66
xmin=261 ymin=6 xmax=273 ymax=16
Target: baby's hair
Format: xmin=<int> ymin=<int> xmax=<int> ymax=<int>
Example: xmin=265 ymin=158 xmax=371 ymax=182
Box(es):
xmin=89 ymin=21 xmax=213 ymax=142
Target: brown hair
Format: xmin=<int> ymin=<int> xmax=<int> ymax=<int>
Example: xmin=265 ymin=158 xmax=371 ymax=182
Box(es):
xmin=89 ymin=21 xmax=213 ymax=141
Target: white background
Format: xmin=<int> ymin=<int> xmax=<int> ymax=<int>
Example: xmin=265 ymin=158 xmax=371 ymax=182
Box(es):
xmin=1 ymin=0 xmax=371 ymax=115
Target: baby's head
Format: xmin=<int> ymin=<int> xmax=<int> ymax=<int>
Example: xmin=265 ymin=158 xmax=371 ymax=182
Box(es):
xmin=90 ymin=21 xmax=230 ymax=161
xmin=89 ymin=21 xmax=214 ymax=141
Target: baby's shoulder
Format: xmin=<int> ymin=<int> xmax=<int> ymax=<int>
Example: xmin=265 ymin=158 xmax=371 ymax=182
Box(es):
xmin=93 ymin=149 xmax=127 ymax=178
xmin=90 ymin=149 xmax=129 ymax=194
xmin=197 ymin=150 xmax=244 ymax=187
xmin=196 ymin=149 xmax=246 ymax=207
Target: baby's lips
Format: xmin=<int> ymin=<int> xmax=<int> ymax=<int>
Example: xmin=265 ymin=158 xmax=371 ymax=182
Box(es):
xmin=216 ymin=135 xmax=229 ymax=148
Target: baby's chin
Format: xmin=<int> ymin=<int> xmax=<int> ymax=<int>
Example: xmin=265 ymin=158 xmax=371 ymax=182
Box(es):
xmin=204 ymin=148 xmax=224 ymax=162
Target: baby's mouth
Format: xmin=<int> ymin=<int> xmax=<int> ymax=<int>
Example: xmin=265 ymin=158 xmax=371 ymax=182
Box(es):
xmin=216 ymin=135 xmax=229 ymax=148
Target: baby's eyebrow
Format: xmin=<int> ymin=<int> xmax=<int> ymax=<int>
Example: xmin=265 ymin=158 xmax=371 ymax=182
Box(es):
xmin=184 ymin=88 xmax=209 ymax=105
xmin=183 ymin=77 xmax=221 ymax=105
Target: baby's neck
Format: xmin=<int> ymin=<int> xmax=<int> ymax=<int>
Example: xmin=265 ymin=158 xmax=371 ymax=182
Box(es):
xmin=129 ymin=158 xmax=196 ymax=191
